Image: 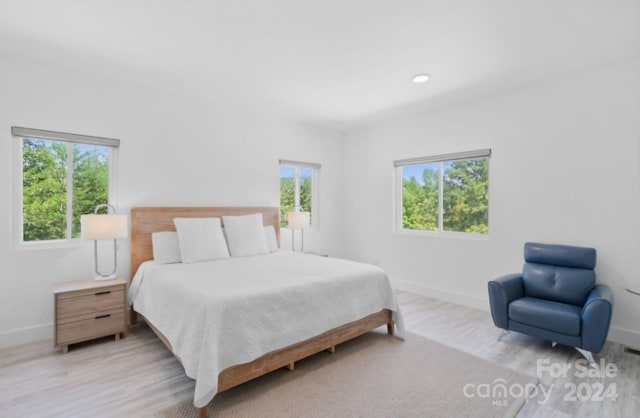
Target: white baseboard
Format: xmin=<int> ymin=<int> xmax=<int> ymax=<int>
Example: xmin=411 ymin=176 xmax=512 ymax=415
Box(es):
xmin=0 ymin=322 xmax=53 ymax=349
xmin=390 ymin=278 xmax=640 ymax=347
xmin=608 ymin=325 xmax=640 ymax=350
xmin=391 ymin=278 xmax=489 ymax=312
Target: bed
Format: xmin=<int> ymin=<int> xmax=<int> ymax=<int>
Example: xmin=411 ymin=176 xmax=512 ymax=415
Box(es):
xmin=128 ymin=207 xmax=403 ymax=417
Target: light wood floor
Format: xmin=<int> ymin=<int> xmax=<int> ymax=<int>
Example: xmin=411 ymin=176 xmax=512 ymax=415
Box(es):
xmin=397 ymin=292 xmax=639 ymax=418
xmin=0 ymin=291 xmax=638 ymax=417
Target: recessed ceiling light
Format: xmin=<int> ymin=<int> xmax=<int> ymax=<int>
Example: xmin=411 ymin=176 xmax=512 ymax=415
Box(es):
xmin=412 ymin=73 xmax=430 ymax=83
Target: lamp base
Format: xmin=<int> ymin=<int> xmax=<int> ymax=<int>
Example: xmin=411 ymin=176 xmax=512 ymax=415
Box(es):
xmin=94 ymin=274 xmax=117 ymax=281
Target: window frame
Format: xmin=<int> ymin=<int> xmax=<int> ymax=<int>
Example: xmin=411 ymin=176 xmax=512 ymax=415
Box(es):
xmin=11 ymin=127 xmax=120 ymax=250
xmin=278 ymin=159 xmax=320 ymax=229
xmin=393 ymin=149 xmax=490 ymax=239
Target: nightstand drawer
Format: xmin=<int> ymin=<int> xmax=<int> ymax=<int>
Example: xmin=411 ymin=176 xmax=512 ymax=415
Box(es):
xmin=54 ymin=277 xmax=127 ymax=353
xmin=57 ymin=311 xmax=125 ymax=344
xmin=56 ymin=289 xmax=125 ymax=320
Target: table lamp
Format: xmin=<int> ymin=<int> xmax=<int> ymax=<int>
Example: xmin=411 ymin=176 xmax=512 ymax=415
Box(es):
xmin=286 ymin=211 xmax=310 ymax=252
xmin=81 ymin=204 xmax=128 ymax=281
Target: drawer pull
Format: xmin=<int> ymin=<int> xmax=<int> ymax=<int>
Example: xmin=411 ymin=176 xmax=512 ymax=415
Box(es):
xmin=95 ymin=291 xmax=111 ymax=296
xmin=95 ymin=314 xmax=111 ymax=319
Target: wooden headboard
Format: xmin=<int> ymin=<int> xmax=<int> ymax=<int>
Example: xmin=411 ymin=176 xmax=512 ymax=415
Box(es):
xmin=130 ymin=206 xmax=280 ymax=278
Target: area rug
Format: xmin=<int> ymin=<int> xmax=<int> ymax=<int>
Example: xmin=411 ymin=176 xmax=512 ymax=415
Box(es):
xmin=156 ymin=331 xmax=537 ymax=418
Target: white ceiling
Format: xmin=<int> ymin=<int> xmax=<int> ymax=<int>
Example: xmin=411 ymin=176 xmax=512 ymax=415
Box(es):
xmin=1 ymin=0 xmax=638 ymax=127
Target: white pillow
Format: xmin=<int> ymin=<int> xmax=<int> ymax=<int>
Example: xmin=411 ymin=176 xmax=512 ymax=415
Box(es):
xmin=264 ymin=225 xmax=279 ymax=252
xmin=151 ymin=231 xmax=181 ymax=264
xmin=173 ymin=217 xmax=230 ymax=263
xmin=222 ymin=213 xmax=269 ymax=257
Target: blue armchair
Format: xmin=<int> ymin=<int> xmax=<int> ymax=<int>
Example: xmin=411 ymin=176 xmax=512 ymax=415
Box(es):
xmin=488 ymin=242 xmax=613 ymax=366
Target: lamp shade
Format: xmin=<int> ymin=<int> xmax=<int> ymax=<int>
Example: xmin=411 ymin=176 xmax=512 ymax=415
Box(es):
xmin=286 ymin=211 xmax=310 ymax=229
xmin=81 ymin=214 xmax=128 ymax=240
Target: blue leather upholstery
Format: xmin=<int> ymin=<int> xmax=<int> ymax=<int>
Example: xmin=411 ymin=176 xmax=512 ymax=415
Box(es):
xmin=488 ymin=274 xmax=523 ymax=329
xmin=524 ymin=242 xmax=596 ymax=269
xmin=509 ymin=297 xmax=581 ymax=336
xmin=581 ymin=285 xmax=614 ymax=352
xmin=488 ymin=242 xmax=613 ymax=354
xmin=523 ymin=242 xmax=596 ymax=305
xmin=522 ymin=263 xmax=595 ymax=305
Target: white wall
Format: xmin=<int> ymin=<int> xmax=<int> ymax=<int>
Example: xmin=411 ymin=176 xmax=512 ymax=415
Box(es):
xmin=2 ymin=49 xmax=638 ymax=351
xmin=0 ymin=51 xmax=345 ymax=348
xmin=342 ymin=59 xmax=640 ymax=348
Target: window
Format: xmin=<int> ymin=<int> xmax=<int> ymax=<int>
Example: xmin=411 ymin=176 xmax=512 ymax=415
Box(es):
xmin=394 ymin=149 xmax=490 ymax=235
xmin=279 ymin=159 xmax=320 ymax=228
xmin=12 ymin=127 xmax=119 ymax=246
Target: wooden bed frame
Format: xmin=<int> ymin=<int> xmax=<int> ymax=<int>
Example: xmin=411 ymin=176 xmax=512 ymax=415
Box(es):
xmin=129 ymin=206 xmax=394 ymax=417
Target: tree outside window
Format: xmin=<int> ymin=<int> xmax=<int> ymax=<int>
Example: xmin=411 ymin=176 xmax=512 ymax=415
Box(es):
xmin=279 ymin=162 xmax=317 ymax=228
xmin=398 ymin=153 xmax=489 ymax=235
xmin=14 ymin=128 xmax=117 ymax=246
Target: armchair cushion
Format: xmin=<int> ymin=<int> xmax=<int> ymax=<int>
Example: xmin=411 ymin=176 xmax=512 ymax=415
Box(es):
xmin=524 ymin=242 xmax=596 ymax=269
xmin=522 ymin=264 xmax=595 ymax=306
xmin=522 ymin=243 xmax=596 ymax=305
xmin=509 ymin=297 xmax=582 ymax=336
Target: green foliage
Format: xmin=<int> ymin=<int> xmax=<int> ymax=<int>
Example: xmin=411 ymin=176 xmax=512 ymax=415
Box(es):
xmin=299 ymin=175 xmax=312 ymax=216
xmin=72 ymin=145 xmax=109 ymax=237
xmin=402 ymin=168 xmax=438 ymax=231
xmin=22 ymin=139 xmax=109 ymax=241
xmin=443 ymin=159 xmax=489 ymax=233
xmin=280 ymin=176 xmax=295 ymax=227
xmin=22 ymin=140 xmax=67 ymax=241
xmin=402 ymin=158 xmax=489 ymax=234
xmin=279 ymin=172 xmax=313 ymax=227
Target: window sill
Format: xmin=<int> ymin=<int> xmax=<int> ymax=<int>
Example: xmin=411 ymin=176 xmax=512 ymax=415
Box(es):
xmin=282 ymin=226 xmax=319 ymax=232
xmin=13 ymin=239 xmax=96 ymax=251
xmin=394 ymin=229 xmax=490 ymax=241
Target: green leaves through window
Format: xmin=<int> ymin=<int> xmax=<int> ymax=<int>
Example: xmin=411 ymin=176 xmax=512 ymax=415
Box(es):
xmin=279 ymin=160 xmax=319 ymax=228
xmin=395 ymin=150 xmax=490 ymax=235
xmin=13 ymin=127 xmax=119 ymax=245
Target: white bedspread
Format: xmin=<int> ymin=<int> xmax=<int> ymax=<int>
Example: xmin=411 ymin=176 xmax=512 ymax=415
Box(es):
xmin=129 ymin=252 xmax=404 ymax=408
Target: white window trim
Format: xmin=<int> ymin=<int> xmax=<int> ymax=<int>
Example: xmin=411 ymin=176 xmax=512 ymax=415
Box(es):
xmin=11 ymin=127 xmax=120 ymax=250
xmin=279 ymin=159 xmax=320 ymax=229
xmin=393 ymin=149 xmax=490 ymax=239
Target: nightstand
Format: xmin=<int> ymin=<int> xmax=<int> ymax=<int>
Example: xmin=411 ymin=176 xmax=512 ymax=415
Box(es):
xmin=54 ymin=277 xmax=127 ymax=353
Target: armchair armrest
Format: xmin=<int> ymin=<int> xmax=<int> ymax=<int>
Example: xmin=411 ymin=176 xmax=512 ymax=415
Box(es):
xmin=580 ymin=284 xmax=613 ymax=352
xmin=488 ymin=274 xmax=524 ymax=329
